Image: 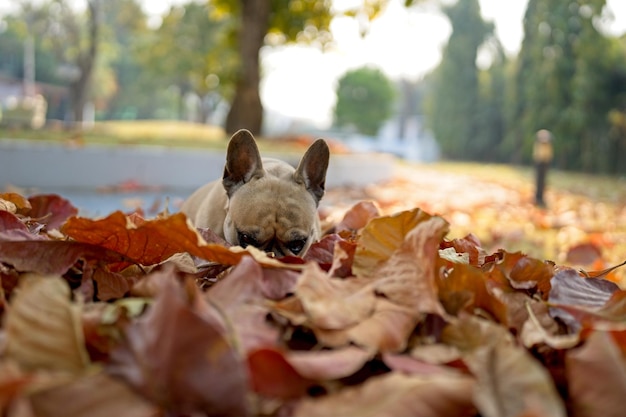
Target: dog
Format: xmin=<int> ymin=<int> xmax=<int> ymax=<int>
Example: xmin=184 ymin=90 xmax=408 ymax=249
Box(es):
xmin=181 ymin=129 xmax=330 ymax=257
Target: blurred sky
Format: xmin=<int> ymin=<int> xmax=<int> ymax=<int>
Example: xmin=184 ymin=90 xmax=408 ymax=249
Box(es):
xmin=3 ymin=0 xmax=626 ymax=127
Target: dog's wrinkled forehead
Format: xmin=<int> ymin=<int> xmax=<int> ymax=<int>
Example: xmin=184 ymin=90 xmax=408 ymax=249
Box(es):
xmin=228 ymin=180 xmax=317 ymax=231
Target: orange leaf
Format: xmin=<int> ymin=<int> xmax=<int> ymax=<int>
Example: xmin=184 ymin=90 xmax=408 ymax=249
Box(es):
xmin=247 ymin=348 xmax=313 ymax=399
xmin=353 ymin=208 xmax=438 ymax=277
xmin=61 ymin=211 xmax=288 ymax=267
xmin=0 ymin=192 xmax=32 ymax=214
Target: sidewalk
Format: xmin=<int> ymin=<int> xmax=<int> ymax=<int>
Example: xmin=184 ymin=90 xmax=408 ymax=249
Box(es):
xmin=0 ymin=139 xmax=395 ymax=189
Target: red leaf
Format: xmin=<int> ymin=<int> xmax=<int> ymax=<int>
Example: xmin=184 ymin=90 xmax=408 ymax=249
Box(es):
xmin=205 ymin=257 xmax=282 ymax=352
xmin=28 ymin=194 xmax=78 ymax=230
xmin=0 ymin=238 xmax=128 ymax=275
xmin=335 ymin=201 xmax=380 ymax=233
xmin=566 ymin=242 xmax=603 ymax=266
xmin=247 ymin=348 xmax=313 ymax=399
xmin=0 ymin=211 xmax=28 ymax=233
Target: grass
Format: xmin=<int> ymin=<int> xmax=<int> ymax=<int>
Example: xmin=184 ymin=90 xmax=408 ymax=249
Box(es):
xmin=0 ymin=120 xmax=321 ymax=157
xmin=425 ymin=161 xmax=626 ymax=205
xmin=0 ymin=120 xmax=227 ymax=149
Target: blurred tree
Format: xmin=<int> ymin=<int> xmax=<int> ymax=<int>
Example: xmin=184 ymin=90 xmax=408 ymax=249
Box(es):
xmin=213 ymin=0 xmax=426 ymax=134
xmin=428 ymin=0 xmax=493 ymax=159
xmin=98 ymin=0 xmax=152 ymax=119
xmin=506 ymin=0 xmax=626 ymax=173
xmin=474 ymin=40 xmax=508 ymax=162
xmin=333 ymin=67 xmax=395 ymax=136
xmin=213 ymin=0 xmax=332 ymax=134
xmin=14 ymin=0 xmax=100 ymax=125
xmin=140 ymin=2 xmax=238 ymax=122
xmin=0 ymin=17 xmax=61 ymax=83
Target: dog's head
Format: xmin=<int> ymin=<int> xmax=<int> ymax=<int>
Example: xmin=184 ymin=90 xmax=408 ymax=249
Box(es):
xmin=221 ymin=129 xmax=330 ymax=257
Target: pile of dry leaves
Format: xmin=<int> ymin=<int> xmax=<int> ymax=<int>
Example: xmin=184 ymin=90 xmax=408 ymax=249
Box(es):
xmin=1 ymin=192 xmax=625 ymax=417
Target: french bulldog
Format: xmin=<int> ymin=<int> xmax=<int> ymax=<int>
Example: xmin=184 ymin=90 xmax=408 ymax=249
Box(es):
xmin=181 ymin=129 xmax=330 ymax=257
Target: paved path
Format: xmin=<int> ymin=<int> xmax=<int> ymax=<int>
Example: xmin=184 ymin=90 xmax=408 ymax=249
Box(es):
xmin=0 ymin=139 xmax=395 ymax=190
xmin=0 ymin=139 xmax=393 ymax=216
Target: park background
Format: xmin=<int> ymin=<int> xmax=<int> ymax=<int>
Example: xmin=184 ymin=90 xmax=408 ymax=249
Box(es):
xmin=1 ymin=0 xmax=626 ymax=280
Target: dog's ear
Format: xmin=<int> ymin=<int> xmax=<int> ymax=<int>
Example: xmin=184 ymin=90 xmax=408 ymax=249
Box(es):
xmin=294 ymin=139 xmax=330 ymax=204
xmin=223 ymin=129 xmax=264 ymax=196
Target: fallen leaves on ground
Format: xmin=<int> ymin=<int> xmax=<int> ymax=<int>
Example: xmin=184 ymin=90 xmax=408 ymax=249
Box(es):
xmin=1 ymin=191 xmax=626 ymax=416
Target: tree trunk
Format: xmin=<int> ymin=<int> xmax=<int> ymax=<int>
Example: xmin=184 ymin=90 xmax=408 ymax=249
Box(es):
xmin=71 ymin=0 xmax=99 ymax=126
xmin=225 ymin=0 xmax=270 ymax=135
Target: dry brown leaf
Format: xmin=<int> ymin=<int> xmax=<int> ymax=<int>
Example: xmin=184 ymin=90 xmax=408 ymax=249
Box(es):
xmin=205 ymin=257 xmax=282 ymax=352
xmin=443 ymin=316 xmax=566 ymax=417
xmin=0 ymin=193 xmax=32 ymax=214
xmin=61 ymin=211 xmax=291 ymax=268
xmin=345 ymin=298 xmax=419 ymax=353
xmin=353 ymin=208 xmax=436 ymax=277
xmin=437 ymin=262 xmax=508 ymax=323
xmin=295 ymin=263 xmax=376 ymax=330
xmin=28 ymin=194 xmax=78 ymax=230
xmin=4 ymin=275 xmax=90 ymax=372
xmin=28 ymin=371 xmax=158 ymax=417
xmin=0 ymin=199 xmax=17 ymax=214
xmin=335 ymin=200 xmax=380 ymax=233
xmin=293 ymin=371 xmax=476 ymax=417
xmin=566 ymin=331 xmax=626 ymax=417
xmin=374 ymin=216 xmax=449 ymax=316
xmin=108 ymin=274 xmax=249 ymax=416
xmin=285 ymin=346 xmax=374 ymax=380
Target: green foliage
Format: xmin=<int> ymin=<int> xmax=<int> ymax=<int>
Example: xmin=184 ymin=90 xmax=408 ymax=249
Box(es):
xmin=427 ymin=0 xmax=493 ymax=160
xmin=505 ymin=0 xmax=626 ymax=173
xmin=133 ymin=2 xmax=238 ymax=120
xmin=333 ymin=67 xmax=396 ymax=136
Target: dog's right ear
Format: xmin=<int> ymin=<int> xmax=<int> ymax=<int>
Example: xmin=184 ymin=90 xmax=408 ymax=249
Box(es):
xmin=223 ymin=129 xmax=264 ymax=196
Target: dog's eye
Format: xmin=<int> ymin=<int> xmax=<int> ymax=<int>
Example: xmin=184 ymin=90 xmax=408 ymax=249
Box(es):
xmin=286 ymin=239 xmax=307 ymax=255
xmin=238 ymin=232 xmax=258 ymax=248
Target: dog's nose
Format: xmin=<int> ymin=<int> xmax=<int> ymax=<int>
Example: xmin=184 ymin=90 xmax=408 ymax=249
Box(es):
xmin=264 ymin=244 xmax=283 ymax=257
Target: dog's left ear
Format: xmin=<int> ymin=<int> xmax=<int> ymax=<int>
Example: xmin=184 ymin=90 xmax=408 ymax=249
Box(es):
xmin=294 ymin=139 xmax=330 ymax=204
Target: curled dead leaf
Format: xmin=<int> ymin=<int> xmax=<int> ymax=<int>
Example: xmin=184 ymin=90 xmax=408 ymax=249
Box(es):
xmin=4 ymin=275 xmax=90 ymax=372
xmin=0 ymin=199 xmax=17 ymax=214
xmin=296 ymin=263 xmax=376 ymax=330
xmin=108 ymin=273 xmax=249 ymax=416
xmin=443 ymin=316 xmax=566 ymax=417
xmin=293 ymin=371 xmax=476 ymax=417
xmin=0 ymin=193 xmax=32 ymax=214
xmin=28 ymin=194 xmax=78 ymax=230
xmin=353 ymin=208 xmax=437 ymax=277
xmin=61 ymin=211 xmax=294 ymax=268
